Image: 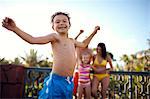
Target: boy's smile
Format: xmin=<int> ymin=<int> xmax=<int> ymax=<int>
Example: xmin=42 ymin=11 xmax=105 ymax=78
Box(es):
xmin=57 ymin=25 xmax=67 ymax=31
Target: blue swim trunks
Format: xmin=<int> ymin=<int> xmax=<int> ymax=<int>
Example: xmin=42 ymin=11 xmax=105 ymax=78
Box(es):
xmin=38 ymin=73 xmax=74 ymax=99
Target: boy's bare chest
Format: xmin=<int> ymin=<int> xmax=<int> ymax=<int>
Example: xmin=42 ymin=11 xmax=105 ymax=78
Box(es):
xmin=54 ymin=40 xmax=76 ymax=56
xmin=60 ymin=42 xmax=74 ymax=50
xmin=60 ymin=39 xmax=74 ymax=48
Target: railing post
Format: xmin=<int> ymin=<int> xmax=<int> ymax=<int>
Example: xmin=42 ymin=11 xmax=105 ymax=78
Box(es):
xmin=129 ymin=75 xmax=133 ymax=99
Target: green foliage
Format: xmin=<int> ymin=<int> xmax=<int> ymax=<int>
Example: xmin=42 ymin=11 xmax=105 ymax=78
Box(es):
xmin=120 ymin=49 xmax=150 ymax=71
xmin=10 ymin=57 xmax=22 ymax=65
xmin=38 ymin=57 xmax=53 ymax=68
xmin=20 ymin=49 xmax=53 ymax=67
xmin=0 ymin=49 xmax=53 ymax=67
xmin=0 ymin=58 xmax=10 ymax=64
xmin=21 ymin=49 xmax=39 ymax=67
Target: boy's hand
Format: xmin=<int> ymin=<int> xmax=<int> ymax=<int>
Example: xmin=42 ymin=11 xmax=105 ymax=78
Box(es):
xmin=2 ymin=17 xmax=17 ymax=31
xmin=95 ymin=26 xmax=100 ymax=31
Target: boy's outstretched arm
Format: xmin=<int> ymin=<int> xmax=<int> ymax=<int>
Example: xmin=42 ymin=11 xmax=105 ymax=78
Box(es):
xmin=2 ymin=17 xmax=58 ymax=44
xmin=74 ymin=30 xmax=84 ymax=40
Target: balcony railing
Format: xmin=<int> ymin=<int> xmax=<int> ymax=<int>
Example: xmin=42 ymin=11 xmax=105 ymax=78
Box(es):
xmin=108 ymin=71 xmax=150 ymax=99
xmin=23 ymin=67 xmax=150 ymax=99
xmin=24 ymin=67 xmax=52 ymax=98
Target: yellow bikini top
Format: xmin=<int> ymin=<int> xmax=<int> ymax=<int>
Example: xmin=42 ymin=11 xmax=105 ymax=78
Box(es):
xmin=93 ymin=56 xmax=107 ymax=67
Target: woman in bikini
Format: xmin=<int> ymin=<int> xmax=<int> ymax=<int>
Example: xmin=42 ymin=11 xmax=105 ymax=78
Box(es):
xmin=91 ymin=43 xmax=113 ymax=99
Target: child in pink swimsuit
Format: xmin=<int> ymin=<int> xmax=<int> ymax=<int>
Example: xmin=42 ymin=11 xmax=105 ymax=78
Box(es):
xmin=78 ymin=48 xmax=93 ymax=99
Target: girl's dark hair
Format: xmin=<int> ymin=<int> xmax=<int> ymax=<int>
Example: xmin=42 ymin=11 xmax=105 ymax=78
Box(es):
xmin=51 ymin=12 xmax=71 ymax=26
xmin=97 ymin=43 xmax=107 ymax=59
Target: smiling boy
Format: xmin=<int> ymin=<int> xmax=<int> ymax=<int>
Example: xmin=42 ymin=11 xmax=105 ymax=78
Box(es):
xmin=2 ymin=12 xmax=100 ymax=99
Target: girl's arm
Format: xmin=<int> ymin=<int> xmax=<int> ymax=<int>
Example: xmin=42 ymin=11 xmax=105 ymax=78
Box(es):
xmin=106 ymin=55 xmax=113 ymax=74
xmin=107 ymin=55 xmax=113 ymax=70
xmin=74 ymin=30 xmax=84 ymax=40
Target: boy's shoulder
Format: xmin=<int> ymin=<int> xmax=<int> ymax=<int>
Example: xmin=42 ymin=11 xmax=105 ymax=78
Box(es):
xmin=51 ymin=33 xmax=63 ymax=39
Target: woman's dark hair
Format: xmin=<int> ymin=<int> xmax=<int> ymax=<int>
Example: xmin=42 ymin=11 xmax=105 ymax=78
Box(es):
xmin=51 ymin=12 xmax=71 ymax=26
xmin=97 ymin=43 xmax=107 ymax=59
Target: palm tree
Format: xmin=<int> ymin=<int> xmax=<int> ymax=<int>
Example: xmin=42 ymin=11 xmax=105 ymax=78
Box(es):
xmin=21 ymin=49 xmax=40 ymax=67
xmin=120 ymin=54 xmax=131 ymax=71
xmin=136 ymin=49 xmax=150 ymax=71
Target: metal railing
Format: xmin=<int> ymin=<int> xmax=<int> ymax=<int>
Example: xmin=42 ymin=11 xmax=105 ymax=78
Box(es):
xmin=24 ymin=67 xmax=150 ymax=99
xmin=108 ymin=71 xmax=150 ymax=99
xmin=24 ymin=67 xmax=52 ymax=98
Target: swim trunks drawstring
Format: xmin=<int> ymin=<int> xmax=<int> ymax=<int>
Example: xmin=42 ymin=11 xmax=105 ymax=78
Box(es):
xmin=66 ymin=76 xmax=71 ymax=84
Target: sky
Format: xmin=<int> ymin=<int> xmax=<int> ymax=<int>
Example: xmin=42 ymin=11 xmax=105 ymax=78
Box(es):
xmin=0 ymin=0 xmax=149 ymax=62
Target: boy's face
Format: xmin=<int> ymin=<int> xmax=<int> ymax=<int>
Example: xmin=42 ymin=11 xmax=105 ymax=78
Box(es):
xmin=52 ymin=15 xmax=70 ymax=34
xmin=81 ymin=54 xmax=91 ymax=64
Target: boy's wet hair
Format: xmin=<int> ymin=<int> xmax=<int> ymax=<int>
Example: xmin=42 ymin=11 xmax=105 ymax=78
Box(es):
xmin=51 ymin=12 xmax=71 ymax=26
